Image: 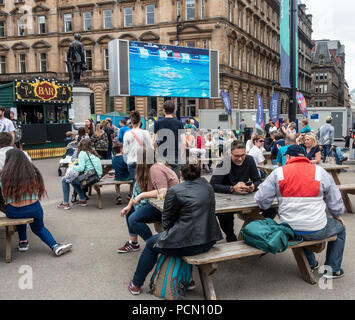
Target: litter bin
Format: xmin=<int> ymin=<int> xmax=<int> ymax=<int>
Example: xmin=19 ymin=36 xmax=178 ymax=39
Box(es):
xmin=244 ymin=127 xmax=253 ymax=143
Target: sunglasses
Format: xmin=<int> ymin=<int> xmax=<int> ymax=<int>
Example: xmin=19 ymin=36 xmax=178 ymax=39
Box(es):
xmin=258 ymin=140 xmax=265 ymax=143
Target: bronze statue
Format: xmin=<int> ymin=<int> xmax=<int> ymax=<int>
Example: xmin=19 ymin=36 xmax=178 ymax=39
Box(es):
xmin=66 ymin=34 xmax=88 ymax=86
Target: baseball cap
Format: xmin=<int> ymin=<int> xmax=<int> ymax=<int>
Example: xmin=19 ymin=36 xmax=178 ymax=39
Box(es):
xmin=285 ymin=145 xmax=306 ymax=157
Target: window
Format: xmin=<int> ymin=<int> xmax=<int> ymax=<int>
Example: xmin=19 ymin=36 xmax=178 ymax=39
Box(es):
xmin=238 ymin=47 xmax=242 ymax=70
xmin=19 ymin=54 xmax=26 ymax=73
xmin=177 ymin=0 xmax=181 ymax=17
xmin=0 ymin=21 xmax=4 ymax=37
xmin=201 ymin=0 xmax=205 ymax=19
xmin=260 ymin=0 xmax=263 ymax=12
xmin=104 ymin=48 xmax=109 ymax=70
xmin=254 ymin=20 xmax=257 ymax=38
xmin=105 ymin=91 xmax=114 ymax=113
xmin=254 ymin=56 xmax=257 ymax=75
xmin=124 ymin=7 xmax=133 ymax=27
xmin=186 ymin=99 xmax=196 ymax=117
xmin=228 ymin=2 xmax=233 ymax=22
xmin=18 ymin=18 xmax=25 ymax=36
xmin=186 ymin=41 xmax=195 ymax=48
xmin=186 ymin=0 xmax=195 ymax=20
xmin=85 ymin=50 xmax=92 ymax=70
xmin=202 ymin=39 xmax=208 ymax=49
xmin=229 ymin=43 xmax=233 ymax=67
xmin=238 ymin=9 xmax=242 ymax=28
xmin=246 ymin=15 xmax=250 ymax=33
xmin=38 ymin=16 xmax=46 ymax=34
xmin=64 ymin=13 xmax=72 ymax=32
xmin=103 ymin=9 xmax=112 ymax=29
xmin=39 ymin=53 xmax=47 ymax=72
xmin=0 ymin=56 xmax=5 ymax=74
xmin=146 ymin=5 xmax=154 ymax=25
xmin=83 ymin=11 xmax=91 ymax=31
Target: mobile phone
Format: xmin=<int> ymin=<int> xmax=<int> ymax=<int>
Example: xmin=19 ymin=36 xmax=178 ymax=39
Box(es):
xmin=245 ymin=181 xmax=252 ymax=186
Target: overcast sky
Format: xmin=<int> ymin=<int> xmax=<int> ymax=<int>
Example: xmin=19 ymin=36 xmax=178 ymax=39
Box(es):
xmin=302 ymin=0 xmax=355 ymax=91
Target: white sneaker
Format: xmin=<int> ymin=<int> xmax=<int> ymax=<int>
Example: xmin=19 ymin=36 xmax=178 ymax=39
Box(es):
xmin=52 ymin=243 xmax=72 ymax=256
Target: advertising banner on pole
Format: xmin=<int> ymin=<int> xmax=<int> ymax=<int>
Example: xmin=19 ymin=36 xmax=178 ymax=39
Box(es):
xmin=220 ymin=90 xmax=234 ymax=126
xmin=255 ymin=94 xmax=264 ymax=134
xmin=280 ymin=0 xmax=290 ymax=88
xmin=269 ymin=93 xmax=280 ymax=127
xmin=296 ymin=91 xmax=308 ymax=117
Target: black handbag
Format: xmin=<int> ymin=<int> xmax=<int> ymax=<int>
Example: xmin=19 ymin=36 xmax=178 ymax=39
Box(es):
xmin=77 ymin=152 xmax=100 ymax=188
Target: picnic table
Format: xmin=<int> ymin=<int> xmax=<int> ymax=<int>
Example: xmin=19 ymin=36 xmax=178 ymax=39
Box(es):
xmin=100 ymin=159 xmax=113 ymax=176
xmin=257 ymin=163 xmax=354 ymax=213
xmin=263 ymin=151 xmax=272 ymax=164
xmin=149 ymin=192 xmax=278 ymax=240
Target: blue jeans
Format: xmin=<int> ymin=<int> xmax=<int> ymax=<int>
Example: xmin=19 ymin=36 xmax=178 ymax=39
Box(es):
xmin=128 ymin=163 xmax=136 ymax=184
xmin=107 ymin=146 xmax=113 ymax=160
xmin=127 ymin=203 xmax=162 ymax=240
xmin=332 ymin=147 xmax=344 ymax=165
xmin=322 ymin=144 xmax=331 ymax=162
xmin=133 ymin=233 xmax=215 ymax=287
xmin=5 ymin=201 xmax=57 ymax=249
xmin=62 ymin=177 xmax=86 ymax=203
xmin=296 ymin=217 xmax=346 ymax=272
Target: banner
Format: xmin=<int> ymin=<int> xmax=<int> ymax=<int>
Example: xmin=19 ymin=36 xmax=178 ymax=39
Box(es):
xmin=220 ymin=90 xmax=234 ymax=125
xmin=255 ymin=94 xmax=264 ymax=133
xmin=296 ymin=91 xmax=308 ymax=117
xmin=269 ymin=93 xmax=279 ymax=124
xmin=293 ymin=0 xmax=299 ymax=89
xmin=280 ymin=0 xmax=290 ymax=88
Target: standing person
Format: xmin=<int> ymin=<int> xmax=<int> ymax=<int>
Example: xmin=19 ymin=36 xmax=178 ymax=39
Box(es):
xmin=127 ymin=163 xmax=223 ymax=295
xmin=124 ymin=110 xmax=154 ymax=184
xmin=8 ymin=111 xmax=22 ymax=150
xmin=300 ymin=119 xmax=312 ymax=134
xmin=264 ymin=119 xmax=273 ymax=138
xmin=210 ymin=140 xmax=276 ymax=242
xmin=239 ymin=119 xmax=247 ymax=140
xmin=280 ymin=118 xmax=289 ymax=137
xmin=255 ymin=145 xmax=346 ymax=279
xmin=2 ymin=149 xmax=72 ymax=256
xmin=184 ymin=118 xmax=193 ymax=130
xmin=269 ymin=121 xmax=278 ymax=135
xmin=90 ymin=123 xmax=108 ymax=159
xmin=287 ymin=122 xmax=297 ymax=136
xmin=153 ymin=101 xmax=185 ymax=178
xmin=118 ymin=118 xmax=130 ymax=143
xmin=317 ymin=116 xmax=335 ymax=162
xmin=342 ymin=130 xmax=352 ymax=151
xmin=71 ymin=118 xmax=94 ymax=138
xmin=58 ymin=139 xmax=102 ymax=210
xmin=104 ymin=119 xmax=115 ymax=160
xmin=205 ymin=131 xmax=216 ymax=172
xmin=218 ymin=130 xmax=224 ymax=157
xmin=118 ymin=147 xmax=179 ymax=253
xmin=0 ymin=106 xmax=15 ymax=141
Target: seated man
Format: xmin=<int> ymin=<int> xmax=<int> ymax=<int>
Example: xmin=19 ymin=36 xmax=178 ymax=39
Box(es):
xmin=255 ymin=145 xmax=346 ymax=279
xmin=277 ymin=134 xmax=297 ymax=166
xmin=210 ymin=140 xmax=276 ymax=242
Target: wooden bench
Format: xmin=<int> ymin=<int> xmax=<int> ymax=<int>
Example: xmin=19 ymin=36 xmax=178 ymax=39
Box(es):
xmin=0 ymin=217 xmax=34 ymax=263
xmin=92 ymin=178 xmax=133 ymax=209
xmin=183 ymin=236 xmax=337 ymax=300
xmin=338 ymin=184 xmax=355 ymax=213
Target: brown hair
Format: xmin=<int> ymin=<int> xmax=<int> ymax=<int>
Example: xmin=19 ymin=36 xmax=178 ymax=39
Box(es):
xmin=163 ymin=101 xmax=175 ymax=114
xmin=181 ymin=164 xmax=201 ymax=181
xmin=0 ymin=132 xmax=13 ymax=148
xmin=130 ymin=110 xmax=141 ymax=126
xmin=96 ymin=123 xmax=103 ymax=139
xmin=85 ymin=118 xmax=94 ymax=136
xmin=1 ymin=149 xmax=47 ymax=202
xmin=252 ymin=134 xmax=264 ymax=144
xmin=135 ymin=147 xmax=156 ymax=192
xmin=77 ymin=138 xmax=100 ymax=158
xmin=302 ymin=119 xmax=308 ymax=125
xmin=113 ymin=142 xmax=123 ymax=154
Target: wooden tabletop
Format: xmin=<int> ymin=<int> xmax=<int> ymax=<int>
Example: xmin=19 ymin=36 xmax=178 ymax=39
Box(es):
xmin=100 ymin=160 xmax=112 ymax=166
xmin=149 ymin=192 xmax=278 ymax=214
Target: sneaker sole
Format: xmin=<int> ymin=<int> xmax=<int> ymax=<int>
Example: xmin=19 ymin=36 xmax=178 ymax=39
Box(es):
xmin=323 ymin=273 xmax=344 ymax=279
xmin=78 ymin=204 xmax=88 ymax=207
xmin=56 ymin=244 xmax=72 ymax=256
xmin=18 ymin=247 xmax=29 ymax=252
xmin=117 ymin=248 xmax=140 ymax=253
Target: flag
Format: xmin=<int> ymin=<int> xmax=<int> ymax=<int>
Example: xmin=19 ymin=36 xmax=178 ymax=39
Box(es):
xmin=280 ymin=0 xmax=290 ymax=88
xmin=255 ymin=94 xmax=264 ymax=134
xmin=296 ymin=91 xmax=308 ymax=117
xmin=220 ymin=90 xmax=234 ymax=125
xmin=269 ymin=93 xmax=279 ymax=124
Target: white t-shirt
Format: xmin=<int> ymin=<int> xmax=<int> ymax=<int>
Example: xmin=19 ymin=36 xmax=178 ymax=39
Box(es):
xmin=245 ymin=140 xmax=254 ymax=153
xmin=269 ymin=126 xmax=278 ymax=134
xmin=0 ymin=117 xmax=15 ymax=133
xmin=248 ymin=145 xmax=265 ymax=166
xmin=123 ymin=128 xmax=154 ymax=165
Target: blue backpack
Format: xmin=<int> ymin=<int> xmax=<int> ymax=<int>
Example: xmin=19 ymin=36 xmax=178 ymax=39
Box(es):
xmin=149 ymin=255 xmax=192 ymax=300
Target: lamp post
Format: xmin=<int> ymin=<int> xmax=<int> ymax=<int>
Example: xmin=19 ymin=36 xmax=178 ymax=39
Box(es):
xmin=176 ymin=13 xmax=182 ymax=120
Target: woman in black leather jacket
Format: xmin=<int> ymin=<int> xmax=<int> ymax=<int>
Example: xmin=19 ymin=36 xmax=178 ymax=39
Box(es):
xmin=128 ymin=163 xmax=223 ymax=295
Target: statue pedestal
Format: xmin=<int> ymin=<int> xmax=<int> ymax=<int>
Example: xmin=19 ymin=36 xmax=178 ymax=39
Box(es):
xmin=71 ymin=86 xmax=93 ymax=126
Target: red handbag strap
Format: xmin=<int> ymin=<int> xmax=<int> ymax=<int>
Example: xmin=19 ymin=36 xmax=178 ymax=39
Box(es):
xmin=131 ymin=130 xmax=144 ymax=147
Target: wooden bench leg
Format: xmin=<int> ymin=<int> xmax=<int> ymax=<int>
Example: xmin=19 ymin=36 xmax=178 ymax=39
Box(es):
xmin=153 ymin=222 xmax=163 ymax=233
xmin=94 ymin=185 xmax=102 ymax=209
xmin=5 ymin=226 xmax=13 ymax=263
xmin=197 ymin=263 xmax=218 ymax=300
xmin=292 ymin=247 xmax=316 ymax=285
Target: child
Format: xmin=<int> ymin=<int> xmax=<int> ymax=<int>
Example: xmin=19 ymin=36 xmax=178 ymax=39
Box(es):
xmin=2 ymin=149 xmax=72 ymax=256
xmin=342 ymin=129 xmax=352 ymax=151
xmin=112 ymin=142 xmax=133 ymax=204
xmin=64 ymin=131 xmax=74 ymax=146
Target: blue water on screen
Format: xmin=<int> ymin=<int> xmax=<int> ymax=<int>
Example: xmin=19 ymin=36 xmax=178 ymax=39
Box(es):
xmin=129 ymin=52 xmax=210 ymax=98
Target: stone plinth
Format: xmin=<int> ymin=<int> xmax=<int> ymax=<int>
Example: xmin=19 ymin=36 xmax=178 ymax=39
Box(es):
xmin=71 ymin=86 xmax=93 ymax=125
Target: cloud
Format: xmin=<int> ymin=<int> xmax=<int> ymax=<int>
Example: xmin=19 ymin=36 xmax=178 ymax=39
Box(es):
xmin=302 ymin=0 xmax=355 ymax=90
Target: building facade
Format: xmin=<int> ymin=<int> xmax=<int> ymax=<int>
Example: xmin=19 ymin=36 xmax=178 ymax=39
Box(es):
xmin=0 ymin=0 xmax=311 ymax=119
xmin=311 ymin=40 xmax=346 ymax=108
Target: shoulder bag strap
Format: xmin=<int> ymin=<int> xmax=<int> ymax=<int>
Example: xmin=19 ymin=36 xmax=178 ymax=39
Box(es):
xmin=131 ymin=129 xmax=144 ymax=147
xmin=86 ymin=151 xmax=98 ymax=175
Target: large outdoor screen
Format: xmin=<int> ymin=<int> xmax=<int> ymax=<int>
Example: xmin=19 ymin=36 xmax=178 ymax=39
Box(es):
xmin=108 ymin=40 xmax=219 ymax=99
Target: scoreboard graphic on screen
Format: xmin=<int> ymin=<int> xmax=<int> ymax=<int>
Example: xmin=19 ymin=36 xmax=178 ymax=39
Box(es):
xmin=109 ymin=40 xmax=219 ymax=99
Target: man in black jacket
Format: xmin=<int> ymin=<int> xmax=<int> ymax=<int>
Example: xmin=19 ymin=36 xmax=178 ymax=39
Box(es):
xmin=210 ymin=140 xmax=276 ymax=242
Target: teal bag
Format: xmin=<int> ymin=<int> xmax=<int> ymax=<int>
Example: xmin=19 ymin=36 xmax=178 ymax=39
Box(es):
xmin=241 ymin=218 xmax=303 ymax=254
xmin=149 ymin=255 xmax=192 ymax=300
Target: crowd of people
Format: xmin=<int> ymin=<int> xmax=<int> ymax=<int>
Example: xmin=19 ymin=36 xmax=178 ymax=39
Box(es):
xmin=0 ymin=101 xmax=353 ymax=296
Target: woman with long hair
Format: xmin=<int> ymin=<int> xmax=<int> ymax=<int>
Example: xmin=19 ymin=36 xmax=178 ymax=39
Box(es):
xmin=117 ymin=147 xmax=179 ymax=253
xmin=301 ymin=133 xmax=322 ymax=164
xmin=127 ymin=163 xmax=223 ymax=295
xmin=58 ymin=139 xmax=102 ymax=210
xmin=71 ymin=118 xmax=94 ymax=137
xmin=91 ymin=123 xmax=109 ymax=159
xmin=2 ymin=149 xmax=72 ymax=255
